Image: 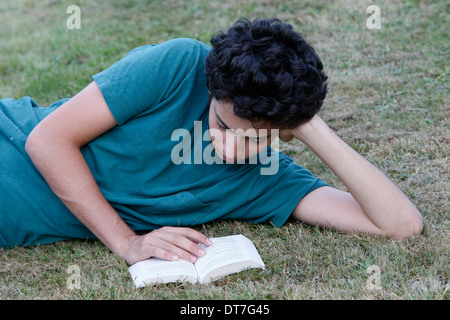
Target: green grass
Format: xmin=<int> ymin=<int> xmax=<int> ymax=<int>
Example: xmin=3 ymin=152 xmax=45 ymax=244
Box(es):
xmin=0 ymin=0 xmax=448 ymax=300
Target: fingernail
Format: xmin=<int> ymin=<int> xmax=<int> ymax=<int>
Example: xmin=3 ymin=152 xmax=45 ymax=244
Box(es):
xmin=190 ymin=255 xmax=197 ymax=262
xmin=172 ymin=255 xmax=179 ymax=261
xmin=198 ymin=248 xmax=206 ymax=256
xmin=206 ymin=239 xmax=213 ymax=246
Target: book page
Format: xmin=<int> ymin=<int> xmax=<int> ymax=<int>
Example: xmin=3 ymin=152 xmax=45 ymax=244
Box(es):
xmin=129 ymin=258 xmax=198 ymax=287
xmin=194 ymin=235 xmax=264 ymax=282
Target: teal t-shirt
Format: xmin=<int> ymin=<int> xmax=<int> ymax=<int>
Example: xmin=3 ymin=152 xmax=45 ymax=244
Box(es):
xmin=0 ymin=38 xmax=328 ymax=248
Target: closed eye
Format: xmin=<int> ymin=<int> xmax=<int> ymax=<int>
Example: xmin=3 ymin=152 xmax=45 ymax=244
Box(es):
xmin=216 ymin=120 xmax=266 ymax=144
xmin=216 ymin=120 xmax=227 ymax=131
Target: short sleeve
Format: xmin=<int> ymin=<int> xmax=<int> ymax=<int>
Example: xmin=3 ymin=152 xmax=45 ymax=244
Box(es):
xmin=92 ymin=38 xmax=210 ymax=125
xmin=219 ymin=150 xmax=330 ymax=228
xmin=265 ymin=156 xmax=330 ymax=227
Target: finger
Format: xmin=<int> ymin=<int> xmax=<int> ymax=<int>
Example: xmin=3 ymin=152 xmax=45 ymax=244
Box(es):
xmin=148 ymin=228 xmax=208 ymax=262
xmin=147 ymin=244 xmax=180 ymax=262
xmin=162 ymin=231 xmax=207 ymax=259
xmin=155 ymin=239 xmax=199 ymax=263
xmin=279 ymin=129 xmax=294 ymax=142
xmin=162 ymin=227 xmax=212 ymax=247
xmin=141 ymin=234 xmax=197 ymax=262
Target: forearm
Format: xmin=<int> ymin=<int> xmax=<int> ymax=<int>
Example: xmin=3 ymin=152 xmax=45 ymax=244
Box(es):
xmin=25 ymin=138 xmax=135 ymax=258
xmin=293 ymin=116 xmax=422 ymax=236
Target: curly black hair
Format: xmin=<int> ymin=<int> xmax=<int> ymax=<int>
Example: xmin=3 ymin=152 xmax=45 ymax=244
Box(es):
xmin=205 ymin=18 xmax=328 ymax=129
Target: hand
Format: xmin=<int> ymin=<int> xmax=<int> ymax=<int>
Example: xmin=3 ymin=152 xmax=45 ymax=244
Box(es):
xmin=279 ymin=115 xmax=323 ymax=143
xmin=122 ymin=227 xmax=212 ymax=265
xmin=278 ymin=127 xmax=295 ymax=142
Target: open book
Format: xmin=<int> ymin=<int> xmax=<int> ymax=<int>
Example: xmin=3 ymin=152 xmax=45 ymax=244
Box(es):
xmin=128 ymin=234 xmax=265 ymax=287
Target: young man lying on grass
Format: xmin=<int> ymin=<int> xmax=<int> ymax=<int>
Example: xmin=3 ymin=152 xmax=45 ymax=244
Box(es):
xmin=0 ymin=18 xmax=422 ymax=265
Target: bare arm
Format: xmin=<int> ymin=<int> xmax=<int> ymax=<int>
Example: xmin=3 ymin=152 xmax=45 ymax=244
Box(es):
xmin=281 ymin=115 xmax=423 ymax=239
xmin=25 ymin=81 xmax=211 ymax=264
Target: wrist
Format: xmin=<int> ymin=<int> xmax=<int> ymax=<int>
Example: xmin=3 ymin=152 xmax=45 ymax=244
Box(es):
xmin=112 ymin=231 xmax=139 ymax=263
xmin=292 ymin=115 xmax=329 ymax=144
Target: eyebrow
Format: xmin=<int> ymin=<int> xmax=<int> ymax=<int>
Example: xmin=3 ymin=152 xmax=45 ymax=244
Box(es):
xmin=214 ymin=103 xmax=271 ymax=140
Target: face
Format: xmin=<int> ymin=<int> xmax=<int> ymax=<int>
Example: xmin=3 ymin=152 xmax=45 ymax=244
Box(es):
xmin=208 ymin=97 xmax=278 ymax=162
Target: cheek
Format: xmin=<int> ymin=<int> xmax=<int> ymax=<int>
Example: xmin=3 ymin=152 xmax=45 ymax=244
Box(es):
xmin=208 ymin=127 xmax=225 ymax=150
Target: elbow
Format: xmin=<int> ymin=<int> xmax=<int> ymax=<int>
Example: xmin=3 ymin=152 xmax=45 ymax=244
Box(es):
xmin=25 ymin=132 xmax=38 ymax=158
xmin=25 ymin=131 xmax=44 ymax=160
xmin=390 ymin=208 xmax=423 ymax=240
xmin=25 ymin=130 xmax=54 ymax=162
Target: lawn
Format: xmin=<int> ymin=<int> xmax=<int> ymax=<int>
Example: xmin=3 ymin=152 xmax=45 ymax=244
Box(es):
xmin=0 ymin=0 xmax=448 ymax=300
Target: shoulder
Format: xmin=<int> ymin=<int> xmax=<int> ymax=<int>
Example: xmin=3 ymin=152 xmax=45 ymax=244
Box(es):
xmin=163 ymin=38 xmax=211 ymax=50
xmin=124 ymin=38 xmax=211 ymax=60
xmin=157 ymin=38 xmax=212 ymax=62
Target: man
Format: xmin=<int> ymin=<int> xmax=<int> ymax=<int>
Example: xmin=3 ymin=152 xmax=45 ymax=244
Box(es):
xmin=1 ymin=18 xmax=422 ymax=265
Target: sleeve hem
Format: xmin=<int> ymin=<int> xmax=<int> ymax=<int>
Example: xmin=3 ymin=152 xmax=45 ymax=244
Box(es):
xmin=92 ymin=75 xmax=125 ymax=126
xmin=269 ymin=178 xmax=330 ymax=228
